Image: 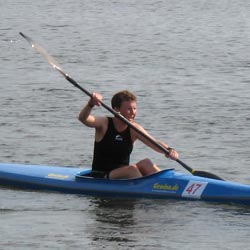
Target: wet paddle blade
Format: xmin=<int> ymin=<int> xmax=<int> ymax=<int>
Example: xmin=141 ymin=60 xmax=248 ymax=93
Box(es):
xmin=19 ymin=32 xmax=66 ymax=77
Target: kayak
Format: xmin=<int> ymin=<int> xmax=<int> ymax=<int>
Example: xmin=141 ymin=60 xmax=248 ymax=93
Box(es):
xmin=0 ymin=162 xmax=250 ymax=206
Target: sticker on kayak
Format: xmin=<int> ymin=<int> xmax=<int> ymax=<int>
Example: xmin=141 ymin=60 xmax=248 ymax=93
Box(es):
xmin=47 ymin=173 xmax=69 ymax=179
xmin=182 ymin=181 xmax=208 ymax=199
xmin=153 ymin=183 xmax=180 ymax=193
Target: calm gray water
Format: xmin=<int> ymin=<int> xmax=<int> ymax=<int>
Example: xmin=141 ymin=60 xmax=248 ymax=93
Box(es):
xmin=1 ymin=0 xmax=250 ymax=249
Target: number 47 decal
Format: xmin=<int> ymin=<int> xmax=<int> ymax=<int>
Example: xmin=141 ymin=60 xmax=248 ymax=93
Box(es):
xmin=182 ymin=181 xmax=208 ymax=199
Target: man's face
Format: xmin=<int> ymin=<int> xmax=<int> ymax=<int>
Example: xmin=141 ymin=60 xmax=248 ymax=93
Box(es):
xmin=117 ymin=101 xmax=137 ymax=122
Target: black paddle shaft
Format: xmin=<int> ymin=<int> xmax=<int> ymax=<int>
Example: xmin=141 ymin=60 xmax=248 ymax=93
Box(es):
xmin=66 ymin=75 xmax=170 ymax=153
xmin=65 ymin=72 xmax=148 ymax=134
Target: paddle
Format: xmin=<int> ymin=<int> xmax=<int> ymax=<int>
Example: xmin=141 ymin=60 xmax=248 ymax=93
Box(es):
xmin=19 ymin=32 xmax=224 ymax=181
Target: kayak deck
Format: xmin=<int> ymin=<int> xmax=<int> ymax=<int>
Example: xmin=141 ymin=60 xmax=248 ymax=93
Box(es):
xmin=1 ymin=162 xmax=250 ymax=206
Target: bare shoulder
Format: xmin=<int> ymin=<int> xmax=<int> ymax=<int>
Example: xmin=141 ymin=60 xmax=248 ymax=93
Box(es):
xmin=130 ymin=122 xmax=148 ymax=142
xmin=94 ymin=116 xmax=109 ymax=129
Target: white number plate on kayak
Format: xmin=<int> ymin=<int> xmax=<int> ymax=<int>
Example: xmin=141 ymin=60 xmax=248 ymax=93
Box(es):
xmin=182 ymin=181 xmax=208 ymax=199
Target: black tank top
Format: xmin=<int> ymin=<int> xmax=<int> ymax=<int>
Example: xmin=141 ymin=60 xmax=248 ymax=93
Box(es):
xmin=92 ymin=117 xmax=133 ymax=173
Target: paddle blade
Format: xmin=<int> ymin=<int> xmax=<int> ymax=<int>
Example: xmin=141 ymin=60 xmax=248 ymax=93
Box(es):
xmin=20 ymin=32 xmax=93 ymax=98
xmin=19 ymin=32 xmax=65 ymax=77
xmin=192 ymin=170 xmax=224 ymax=181
xmin=176 ymin=159 xmax=223 ymax=180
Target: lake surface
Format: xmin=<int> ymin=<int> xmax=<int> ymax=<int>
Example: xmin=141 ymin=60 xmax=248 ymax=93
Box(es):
xmin=1 ymin=0 xmax=250 ymax=249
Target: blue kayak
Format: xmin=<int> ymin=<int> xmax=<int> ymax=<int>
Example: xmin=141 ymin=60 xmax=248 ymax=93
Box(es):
xmin=0 ymin=162 xmax=250 ymax=206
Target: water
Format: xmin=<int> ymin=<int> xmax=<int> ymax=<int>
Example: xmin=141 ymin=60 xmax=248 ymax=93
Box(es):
xmin=1 ymin=0 xmax=250 ymax=249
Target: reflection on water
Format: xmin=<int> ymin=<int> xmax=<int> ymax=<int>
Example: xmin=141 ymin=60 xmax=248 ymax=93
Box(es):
xmin=88 ymin=198 xmax=137 ymax=247
xmin=81 ymin=197 xmax=250 ymax=249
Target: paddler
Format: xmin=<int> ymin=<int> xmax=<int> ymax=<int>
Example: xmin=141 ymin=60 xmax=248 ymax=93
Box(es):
xmin=79 ymin=90 xmax=179 ymax=179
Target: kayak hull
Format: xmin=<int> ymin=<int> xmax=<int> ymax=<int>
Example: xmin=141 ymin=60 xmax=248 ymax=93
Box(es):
xmin=1 ymin=162 xmax=250 ymax=205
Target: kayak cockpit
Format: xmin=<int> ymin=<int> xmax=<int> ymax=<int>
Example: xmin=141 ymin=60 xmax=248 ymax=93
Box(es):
xmin=75 ymin=168 xmax=176 ymax=181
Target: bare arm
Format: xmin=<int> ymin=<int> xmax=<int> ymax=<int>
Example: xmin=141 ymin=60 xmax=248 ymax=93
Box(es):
xmin=78 ymin=102 xmax=102 ymax=128
xmin=131 ymin=123 xmax=179 ymax=160
xmin=78 ymin=93 xmax=106 ymax=128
